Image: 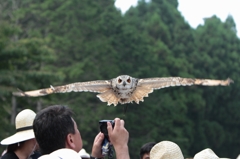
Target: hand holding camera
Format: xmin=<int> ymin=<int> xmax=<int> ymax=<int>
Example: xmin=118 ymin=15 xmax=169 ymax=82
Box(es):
xmin=99 ymin=120 xmax=115 ymax=158
xmin=99 ymin=120 xmax=115 ymax=141
xmin=99 ymin=118 xmax=129 ymax=159
xmin=91 ymin=118 xmax=129 ymax=159
xmin=107 ymin=118 xmax=129 ymax=149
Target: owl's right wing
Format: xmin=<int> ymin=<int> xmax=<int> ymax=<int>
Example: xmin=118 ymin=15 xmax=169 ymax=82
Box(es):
xmin=12 ymin=80 xmax=112 ymax=97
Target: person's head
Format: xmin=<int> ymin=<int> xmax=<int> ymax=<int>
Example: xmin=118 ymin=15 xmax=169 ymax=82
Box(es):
xmin=193 ymin=148 xmax=219 ymax=159
xmin=33 ymin=105 xmax=82 ymax=155
xmin=0 ymin=109 xmax=37 ymax=156
xmin=150 ymin=141 xmax=184 ymax=159
xmin=140 ymin=142 xmax=156 ymax=159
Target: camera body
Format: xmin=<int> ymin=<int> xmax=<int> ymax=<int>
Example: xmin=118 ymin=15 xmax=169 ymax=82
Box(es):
xmin=99 ymin=120 xmax=115 ymax=141
xmin=99 ymin=120 xmax=115 ymax=158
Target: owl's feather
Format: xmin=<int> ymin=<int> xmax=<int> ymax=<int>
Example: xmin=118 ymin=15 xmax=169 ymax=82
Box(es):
xmin=129 ymin=86 xmax=153 ymax=104
xmin=12 ymin=75 xmax=233 ymax=106
xmin=12 ymin=80 xmax=111 ymax=97
xmin=97 ymin=90 xmax=119 ymax=106
xmin=138 ymin=77 xmax=233 ymax=89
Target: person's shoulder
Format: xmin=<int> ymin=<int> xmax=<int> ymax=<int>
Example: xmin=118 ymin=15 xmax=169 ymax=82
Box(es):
xmin=30 ymin=151 xmax=41 ymax=159
xmin=1 ymin=152 xmax=19 ymax=159
xmin=39 ymin=148 xmax=81 ymax=159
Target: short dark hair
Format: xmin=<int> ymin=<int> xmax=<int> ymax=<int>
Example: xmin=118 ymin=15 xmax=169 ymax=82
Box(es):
xmin=33 ymin=105 xmax=75 ymax=155
xmin=140 ymin=142 xmax=156 ymax=159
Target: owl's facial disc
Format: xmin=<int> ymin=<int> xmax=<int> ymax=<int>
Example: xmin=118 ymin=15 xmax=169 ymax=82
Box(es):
xmin=115 ymin=75 xmax=133 ymax=90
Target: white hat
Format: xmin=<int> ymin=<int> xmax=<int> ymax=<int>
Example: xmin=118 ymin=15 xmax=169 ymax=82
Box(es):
xmin=150 ymin=140 xmax=184 ymax=159
xmin=237 ymin=154 xmax=240 ymax=159
xmin=1 ymin=109 xmax=36 ymax=145
xmin=194 ymin=148 xmax=219 ymax=159
xmin=79 ymin=148 xmax=90 ymax=158
xmin=39 ymin=148 xmax=82 ymax=159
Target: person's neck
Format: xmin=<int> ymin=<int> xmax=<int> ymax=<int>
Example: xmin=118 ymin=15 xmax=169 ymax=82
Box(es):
xmin=14 ymin=146 xmax=31 ymax=159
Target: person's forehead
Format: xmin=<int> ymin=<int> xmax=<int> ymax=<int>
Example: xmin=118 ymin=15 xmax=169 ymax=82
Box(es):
xmin=71 ymin=118 xmax=76 ymax=124
xmin=71 ymin=118 xmax=78 ymax=128
xmin=142 ymin=153 xmax=150 ymax=159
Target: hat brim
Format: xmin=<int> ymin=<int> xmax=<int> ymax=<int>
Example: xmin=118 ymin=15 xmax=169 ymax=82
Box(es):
xmin=1 ymin=129 xmax=35 ymax=145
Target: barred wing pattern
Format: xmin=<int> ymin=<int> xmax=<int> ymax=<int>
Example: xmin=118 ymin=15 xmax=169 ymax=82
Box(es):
xmin=12 ymin=80 xmax=112 ymax=97
xmin=138 ymin=77 xmax=233 ymax=89
xmin=128 ymin=77 xmax=233 ymax=105
xmin=12 ymin=75 xmax=233 ymax=106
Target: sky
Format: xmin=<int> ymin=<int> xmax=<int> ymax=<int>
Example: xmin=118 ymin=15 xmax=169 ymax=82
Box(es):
xmin=115 ymin=0 xmax=240 ymax=37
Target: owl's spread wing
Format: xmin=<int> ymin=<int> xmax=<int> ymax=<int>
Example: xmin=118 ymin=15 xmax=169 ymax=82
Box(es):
xmin=138 ymin=77 xmax=233 ymax=90
xmin=12 ymin=80 xmax=112 ymax=97
xmin=129 ymin=77 xmax=233 ymax=104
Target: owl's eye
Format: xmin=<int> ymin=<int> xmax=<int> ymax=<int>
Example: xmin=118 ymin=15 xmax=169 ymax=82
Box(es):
xmin=118 ymin=79 xmax=122 ymax=83
xmin=127 ymin=78 xmax=131 ymax=83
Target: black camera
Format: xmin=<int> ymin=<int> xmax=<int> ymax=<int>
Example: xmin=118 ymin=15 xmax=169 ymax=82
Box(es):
xmin=99 ymin=120 xmax=115 ymax=141
xmin=99 ymin=120 xmax=115 ymax=158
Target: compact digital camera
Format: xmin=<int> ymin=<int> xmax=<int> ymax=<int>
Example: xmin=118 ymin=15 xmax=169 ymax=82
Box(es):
xmin=99 ymin=120 xmax=115 ymax=140
xmin=99 ymin=120 xmax=115 ymax=158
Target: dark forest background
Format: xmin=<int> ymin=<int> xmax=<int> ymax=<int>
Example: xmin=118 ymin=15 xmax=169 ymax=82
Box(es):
xmin=0 ymin=0 xmax=239 ymax=158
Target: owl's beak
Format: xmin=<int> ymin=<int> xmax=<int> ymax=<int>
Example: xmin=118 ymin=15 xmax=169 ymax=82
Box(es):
xmin=123 ymin=81 xmax=126 ymax=86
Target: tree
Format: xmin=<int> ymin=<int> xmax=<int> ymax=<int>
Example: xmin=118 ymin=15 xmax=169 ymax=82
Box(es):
xmin=1 ymin=0 xmax=239 ymax=158
xmin=191 ymin=15 xmax=240 ymax=157
xmin=0 ymin=21 xmax=59 ymax=154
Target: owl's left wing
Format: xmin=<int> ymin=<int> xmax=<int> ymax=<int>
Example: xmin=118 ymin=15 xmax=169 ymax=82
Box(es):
xmin=138 ymin=77 xmax=233 ymax=90
xmin=129 ymin=77 xmax=233 ymax=104
xmin=12 ymin=80 xmax=112 ymax=97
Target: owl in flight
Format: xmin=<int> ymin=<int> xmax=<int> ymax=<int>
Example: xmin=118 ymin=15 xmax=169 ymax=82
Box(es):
xmin=13 ymin=75 xmax=233 ymax=106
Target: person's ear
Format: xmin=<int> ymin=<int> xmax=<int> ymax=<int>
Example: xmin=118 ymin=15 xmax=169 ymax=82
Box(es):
xmin=66 ymin=134 xmax=76 ymax=149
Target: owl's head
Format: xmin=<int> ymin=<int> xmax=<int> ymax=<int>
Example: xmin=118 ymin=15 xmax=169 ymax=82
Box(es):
xmin=115 ymin=75 xmax=134 ymax=89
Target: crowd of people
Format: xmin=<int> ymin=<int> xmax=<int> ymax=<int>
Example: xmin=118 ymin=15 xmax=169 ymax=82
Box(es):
xmin=0 ymin=105 xmax=129 ymax=159
xmin=0 ymin=105 xmax=238 ymax=159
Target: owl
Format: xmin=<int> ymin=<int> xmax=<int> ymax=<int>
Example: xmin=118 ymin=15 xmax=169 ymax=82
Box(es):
xmin=12 ymin=75 xmax=233 ymax=106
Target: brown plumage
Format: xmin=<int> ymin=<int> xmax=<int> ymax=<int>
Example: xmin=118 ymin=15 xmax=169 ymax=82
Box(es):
xmin=12 ymin=75 xmax=233 ymax=106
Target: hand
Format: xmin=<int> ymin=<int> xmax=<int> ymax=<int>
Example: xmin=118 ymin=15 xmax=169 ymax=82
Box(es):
xmin=107 ymin=118 xmax=129 ymax=149
xmin=91 ymin=132 xmax=104 ymax=158
xmin=107 ymin=118 xmax=130 ymax=159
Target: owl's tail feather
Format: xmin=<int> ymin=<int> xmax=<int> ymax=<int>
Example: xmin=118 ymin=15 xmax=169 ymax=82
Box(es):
xmin=97 ymin=90 xmax=119 ymax=106
xmin=130 ymin=86 xmax=153 ymax=104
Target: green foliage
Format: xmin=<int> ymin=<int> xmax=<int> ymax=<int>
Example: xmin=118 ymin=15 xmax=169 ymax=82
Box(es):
xmin=0 ymin=0 xmax=239 ymax=158
xmin=190 ymin=15 xmax=240 ymax=157
xmin=0 ymin=20 xmax=59 ymax=152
